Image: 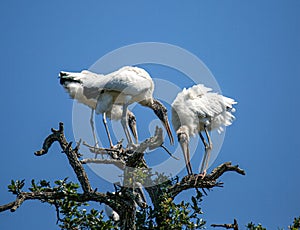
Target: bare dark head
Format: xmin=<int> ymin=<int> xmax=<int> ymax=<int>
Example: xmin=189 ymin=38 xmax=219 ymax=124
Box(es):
xmin=59 ymin=71 xmax=82 ymax=86
xmin=152 ymin=99 xmax=174 ymax=145
xmin=59 ymin=70 xmax=96 ymax=86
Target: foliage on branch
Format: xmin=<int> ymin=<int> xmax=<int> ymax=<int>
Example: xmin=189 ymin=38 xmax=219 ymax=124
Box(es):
xmin=246 ymin=222 xmax=266 ymax=230
xmin=136 ymin=176 xmax=206 ymax=229
xmin=8 ymin=179 xmax=25 ymax=195
xmin=289 ymin=217 xmax=300 ymax=230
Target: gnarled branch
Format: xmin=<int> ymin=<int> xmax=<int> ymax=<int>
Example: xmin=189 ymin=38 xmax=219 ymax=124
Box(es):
xmin=82 ymin=126 xmax=166 ymax=169
xmin=34 ymin=122 xmax=92 ymax=193
xmin=168 ymin=162 xmax=245 ymax=198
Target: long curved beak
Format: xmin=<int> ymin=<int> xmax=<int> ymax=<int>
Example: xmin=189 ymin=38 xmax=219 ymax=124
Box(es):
xmin=151 ymin=99 xmax=174 ymax=145
xmin=129 ymin=119 xmax=138 ymax=144
xmin=162 ymin=117 xmax=174 ymax=145
xmin=127 ymin=111 xmax=138 ymax=144
xmin=178 ymin=133 xmax=193 ymax=175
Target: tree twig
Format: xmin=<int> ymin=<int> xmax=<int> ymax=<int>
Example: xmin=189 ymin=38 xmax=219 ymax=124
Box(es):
xmin=211 ymin=219 xmax=239 ymax=230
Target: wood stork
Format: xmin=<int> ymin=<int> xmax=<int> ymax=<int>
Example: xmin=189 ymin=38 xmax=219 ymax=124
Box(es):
xmin=60 ymin=70 xmax=138 ymax=148
xmin=172 ymin=84 xmax=236 ymax=177
xmin=60 ymin=66 xmax=174 ymax=146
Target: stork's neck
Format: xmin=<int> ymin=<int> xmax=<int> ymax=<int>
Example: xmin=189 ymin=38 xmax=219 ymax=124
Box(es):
xmin=176 ymin=125 xmax=190 ymax=137
xmin=139 ymin=98 xmax=154 ymax=109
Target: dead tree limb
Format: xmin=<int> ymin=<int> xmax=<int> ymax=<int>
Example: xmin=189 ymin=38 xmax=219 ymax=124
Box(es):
xmin=81 ymin=158 xmax=126 ymax=170
xmin=34 ymin=122 xmax=92 ymax=193
xmin=168 ymin=162 xmax=245 ymax=199
xmin=82 ymin=126 xmax=166 ymax=169
xmin=211 ymin=219 xmax=239 ymax=230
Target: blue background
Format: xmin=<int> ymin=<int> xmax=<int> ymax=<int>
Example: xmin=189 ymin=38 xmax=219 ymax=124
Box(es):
xmin=0 ymin=1 xmax=299 ymax=229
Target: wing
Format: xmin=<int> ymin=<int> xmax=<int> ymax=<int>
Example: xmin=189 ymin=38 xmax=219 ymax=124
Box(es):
xmin=103 ymin=66 xmax=153 ymax=96
xmin=82 ymin=66 xmax=153 ymax=99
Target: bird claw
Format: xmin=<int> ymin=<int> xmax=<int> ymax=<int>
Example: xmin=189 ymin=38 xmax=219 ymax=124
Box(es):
xmin=193 ymin=170 xmax=207 ymax=186
xmin=199 ymin=170 xmax=207 ymax=179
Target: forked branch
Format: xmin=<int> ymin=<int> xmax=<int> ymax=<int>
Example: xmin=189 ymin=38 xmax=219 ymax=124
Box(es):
xmin=34 ymin=122 xmax=92 ymax=193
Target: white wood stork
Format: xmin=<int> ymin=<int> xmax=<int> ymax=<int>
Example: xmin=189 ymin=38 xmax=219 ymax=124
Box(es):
xmin=60 ymin=66 xmax=174 ymax=147
xmin=172 ymin=84 xmax=236 ymax=177
xmin=60 ymin=70 xmax=138 ymax=148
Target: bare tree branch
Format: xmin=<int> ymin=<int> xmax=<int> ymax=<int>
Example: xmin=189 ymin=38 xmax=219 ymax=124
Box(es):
xmin=81 ymin=158 xmax=126 ymax=170
xmin=34 ymin=122 xmax=92 ymax=193
xmin=207 ymin=162 xmax=246 ymax=180
xmin=168 ymin=162 xmax=245 ymax=198
xmin=82 ymin=126 xmax=166 ymax=169
xmin=211 ymin=219 xmax=239 ymax=230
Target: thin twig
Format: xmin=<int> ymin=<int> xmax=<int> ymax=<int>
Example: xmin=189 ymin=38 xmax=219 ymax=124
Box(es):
xmin=160 ymin=144 xmax=180 ymax=160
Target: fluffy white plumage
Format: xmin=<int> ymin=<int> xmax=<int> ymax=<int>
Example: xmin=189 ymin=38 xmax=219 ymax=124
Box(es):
xmin=172 ymin=84 xmax=236 ymax=136
xmin=172 ymin=84 xmax=237 ymax=175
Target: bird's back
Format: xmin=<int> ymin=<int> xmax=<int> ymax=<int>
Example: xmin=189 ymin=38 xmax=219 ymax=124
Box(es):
xmin=83 ymin=66 xmax=154 ymax=102
xmin=103 ymin=66 xmax=154 ymax=99
xmin=172 ymin=84 xmax=236 ymax=135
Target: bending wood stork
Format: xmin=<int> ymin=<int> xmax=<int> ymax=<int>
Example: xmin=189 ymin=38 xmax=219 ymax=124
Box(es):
xmin=60 ymin=70 xmax=138 ymax=148
xmin=172 ymin=84 xmax=236 ymax=177
xmin=60 ymin=66 xmax=174 ymax=146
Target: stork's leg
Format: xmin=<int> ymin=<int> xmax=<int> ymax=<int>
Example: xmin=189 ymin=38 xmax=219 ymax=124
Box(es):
xmin=178 ymin=132 xmax=193 ymax=175
xmin=90 ymin=109 xmax=99 ymax=149
xmin=103 ymin=112 xmax=114 ymax=148
xmin=204 ymin=126 xmax=213 ymax=171
xmin=199 ymin=127 xmax=213 ymax=177
xmin=199 ymin=132 xmax=208 ymax=177
xmin=121 ymin=104 xmax=133 ymax=146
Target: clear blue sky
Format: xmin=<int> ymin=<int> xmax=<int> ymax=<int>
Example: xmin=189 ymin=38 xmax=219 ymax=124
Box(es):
xmin=1 ymin=1 xmax=299 ymax=229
